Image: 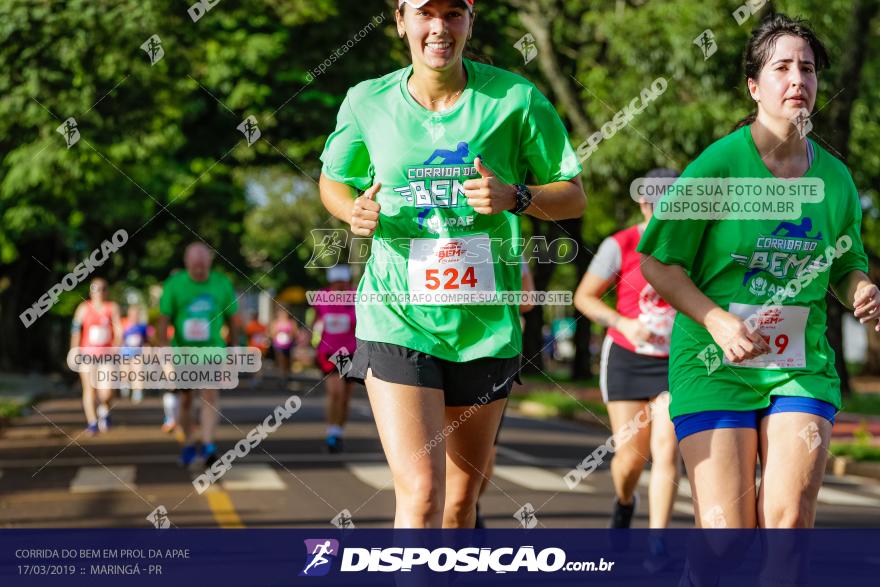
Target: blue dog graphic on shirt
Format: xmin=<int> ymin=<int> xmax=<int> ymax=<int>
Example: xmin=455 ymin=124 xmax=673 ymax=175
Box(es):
xmin=424 ymin=142 xmax=470 ymax=165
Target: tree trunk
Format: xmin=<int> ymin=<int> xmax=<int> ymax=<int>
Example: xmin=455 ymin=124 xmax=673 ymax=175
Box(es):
xmin=513 ymin=0 xmax=596 ymax=379
xmin=522 ymin=219 xmax=553 ymax=375
xmin=564 ymin=217 xmax=594 ymax=380
xmin=515 ymin=2 xmax=591 ymax=140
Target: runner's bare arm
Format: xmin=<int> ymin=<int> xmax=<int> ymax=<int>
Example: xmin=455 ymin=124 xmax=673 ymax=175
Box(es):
xmin=833 ymin=269 xmax=872 ymax=309
xmin=574 ymin=272 xmax=620 ymax=328
xmin=319 ymin=173 xmax=381 ymax=237
xmin=836 ymin=270 xmax=880 ymax=330
xmin=70 ymin=304 xmax=84 ymax=351
xmin=575 ymin=272 xmax=650 ymax=345
xmin=520 ymin=176 xmax=585 ymax=221
xmin=462 ymin=158 xmax=585 ymax=220
xmin=641 ymin=255 xmax=770 ymax=362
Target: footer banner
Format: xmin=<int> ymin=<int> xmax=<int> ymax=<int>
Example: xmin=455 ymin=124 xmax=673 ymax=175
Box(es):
xmin=2 ymin=529 xmax=878 ymax=585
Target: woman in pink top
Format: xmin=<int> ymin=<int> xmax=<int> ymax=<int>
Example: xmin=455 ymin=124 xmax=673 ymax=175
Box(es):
xmin=312 ymin=265 xmax=357 ymax=453
xmin=270 ymin=308 xmax=298 ymax=379
xmin=71 ymin=277 xmax=122 ymax=435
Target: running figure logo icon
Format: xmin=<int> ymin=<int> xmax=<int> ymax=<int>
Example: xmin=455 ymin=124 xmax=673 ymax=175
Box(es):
xmin=424 ymin=141 xmax=470 ymax=165
xmin=791 ymin=107 xmax=813 ymax=139
xmin=701 ymin=505 xmax=728 ymax=529
xmin=330 ymin=509 xmax=355 ymax=529
xmin=693 ymin=29 xmax=717 ymax=60
xmin=798 ymin=421 xmax=823 ymax=452
xmin=514 ymin=33 xmax=538 ymax=64
xmin=140 ymin=34 xmax=164 ymax=65
xmin=146 ymin=505 xmax=171 ymax=529
xmin=330 ymin=347 xmax=352 ymax=376
xmin=237 ymin=115 xmax=261 ymax=146
xmin=697 ymin=344 xmax=722 ymax=375
xmin=57 ymin=117 xmax=80 ymax=148
xmin=300 ymin=539 xmax=339 ymax=577
xmin=306 ymin=229 xmax=347 ymax=269
xmin=514 ymin=503 xmax=538 ymax=528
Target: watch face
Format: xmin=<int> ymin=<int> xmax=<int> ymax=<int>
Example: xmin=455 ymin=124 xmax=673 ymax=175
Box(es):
xmin=513 ymin=184 xmax=531 ymax=215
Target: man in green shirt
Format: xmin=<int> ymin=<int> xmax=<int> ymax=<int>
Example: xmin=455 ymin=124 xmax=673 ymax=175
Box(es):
xmin=158 ymin=242 xmax=238 ymax=469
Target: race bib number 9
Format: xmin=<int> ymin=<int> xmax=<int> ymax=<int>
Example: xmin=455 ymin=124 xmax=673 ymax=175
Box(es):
xmin=724 ymin=303 xmax=808 ymax=369
xmin=408 ymin=235 xmax=496 ymax=305
xmin=183 ymin=318 xmax=211 ymax=342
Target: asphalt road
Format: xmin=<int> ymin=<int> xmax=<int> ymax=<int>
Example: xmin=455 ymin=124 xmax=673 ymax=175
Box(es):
xmin=1 ymin=374 xmax=879 ymax=529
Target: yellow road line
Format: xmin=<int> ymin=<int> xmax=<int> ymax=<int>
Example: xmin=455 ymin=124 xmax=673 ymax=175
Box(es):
xmin=173 ymin=428 xmax=242 ymax=527
xmin=204 ymin=486 xmax=245 ymax=528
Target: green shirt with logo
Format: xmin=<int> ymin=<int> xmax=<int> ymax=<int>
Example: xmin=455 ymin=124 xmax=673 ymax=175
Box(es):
xmin=637 ymin=125 xmax=868 ymax=418
xmin=159 ymin=270 xmax=238 ymax=347
xmin=321 ymin=59 xmax=581 ymax=361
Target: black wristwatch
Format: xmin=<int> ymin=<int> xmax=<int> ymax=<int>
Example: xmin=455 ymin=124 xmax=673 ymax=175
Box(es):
xmin=511 ymin=183 xmax=533 ymax=216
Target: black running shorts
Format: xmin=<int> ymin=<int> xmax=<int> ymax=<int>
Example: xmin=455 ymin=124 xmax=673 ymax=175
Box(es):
xmin=346 ymin=338 xmax=520 ymax=407
xmin=599 ymin=336 xmax=669 ymax=402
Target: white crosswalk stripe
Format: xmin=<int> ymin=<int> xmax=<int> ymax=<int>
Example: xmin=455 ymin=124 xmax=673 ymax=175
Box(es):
xmin=674 ymin=502 xmax=695 ymax=516
xmin=346 ymin=463 xmax=393 ymax=490
xmin=347 ymin=462 xmax=596 ymax=493
xmin=638 ymin=471 xmax=693 ymax=498
xmin=220 ymin=464 xmax=287 ymax=491
xmin=493 ymin=465 xmax=595 ymax=493
xmin=70 ymin=466 xmax=136 ymax=493
xmin=639 ymin=470 xmax=880 ymax=508
xmin=57 ymin=461 xmax=880 ymax=513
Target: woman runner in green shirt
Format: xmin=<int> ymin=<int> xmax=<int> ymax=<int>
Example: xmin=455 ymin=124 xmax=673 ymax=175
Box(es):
xmin=319 ymin=0 xmax=585 ymax=528
xmin=638 ymin=14 xmax=880 ymax=528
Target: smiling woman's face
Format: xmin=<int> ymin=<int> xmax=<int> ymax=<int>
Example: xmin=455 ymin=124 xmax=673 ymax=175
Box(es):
xmin=396 ymin=0 xmax=474 ymax=73
xmin=749 ymin=35 xmax=818 ymax=124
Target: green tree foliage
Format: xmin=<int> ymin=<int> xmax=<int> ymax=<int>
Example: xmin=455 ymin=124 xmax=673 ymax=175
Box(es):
xmin=1 ymin=0 xmax=877 ymax=372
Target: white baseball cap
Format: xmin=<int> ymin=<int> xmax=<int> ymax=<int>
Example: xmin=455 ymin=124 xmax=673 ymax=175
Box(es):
xmin=399 ymin=0 xmax=474 ymax=10
xmin=327 ymin=265 xmax=352 ymax=283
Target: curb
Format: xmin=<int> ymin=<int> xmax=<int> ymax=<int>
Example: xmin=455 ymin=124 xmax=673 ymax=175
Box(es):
xmin=511 ymin=399 xmax=610 ymax=429
xmin=827 ymin=456 xmax=880 ymax=481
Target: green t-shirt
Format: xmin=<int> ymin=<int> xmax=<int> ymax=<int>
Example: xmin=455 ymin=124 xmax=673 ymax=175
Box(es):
xmin=637 ymin=125 xmax=868 ymax=418
xmin=320 ymin=59 xmax=581 ymax=361
xmin=159 ymin=270 xmax=238 ymax=347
